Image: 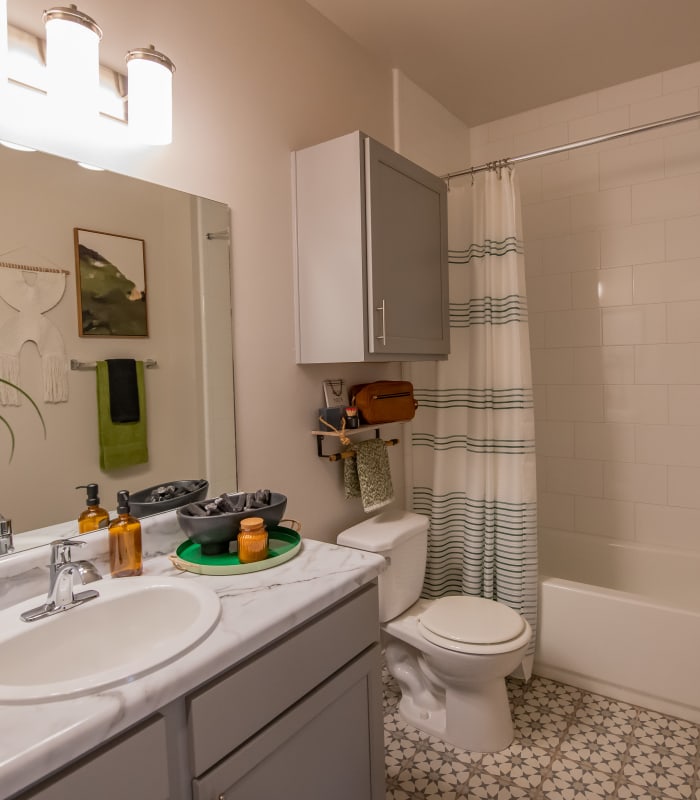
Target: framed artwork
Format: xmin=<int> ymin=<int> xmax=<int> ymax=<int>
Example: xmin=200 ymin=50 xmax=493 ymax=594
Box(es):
xmin=74 ymin=228 xmax=148 ymax=337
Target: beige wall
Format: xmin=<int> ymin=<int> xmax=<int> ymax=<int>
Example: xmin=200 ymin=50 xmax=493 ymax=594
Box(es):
xmin=1 ymin=0 xmax=405 ymax=541
xmin=392 ymin=70 xmax=471 ymax=177
xmin=468 ymin=62 xmax=700 ymax=566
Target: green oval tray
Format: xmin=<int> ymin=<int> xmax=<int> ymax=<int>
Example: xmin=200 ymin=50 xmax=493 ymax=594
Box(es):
xmin=170 ymin=526 xmax=302 ymax=575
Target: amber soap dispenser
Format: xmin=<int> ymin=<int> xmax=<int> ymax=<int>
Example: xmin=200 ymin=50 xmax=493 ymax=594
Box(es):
xmin=109 ymin=490 xmax=143 ymax=578
xmin=76 ymin=483 xmax=110 ymax=533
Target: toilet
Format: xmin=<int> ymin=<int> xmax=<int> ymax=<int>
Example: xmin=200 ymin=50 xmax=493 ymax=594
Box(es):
xmin=337 ymin=508 xmax=531 ymax=753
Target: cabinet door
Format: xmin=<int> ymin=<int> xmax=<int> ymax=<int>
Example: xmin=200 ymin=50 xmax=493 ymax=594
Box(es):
xmin=365 ymin=136 xmax=449 ymax=357
xmin=17 ymin=716 xmax=169 ymax=800
xmin=192 ymin=645 xmax=384 ymax=800
xmin=188 ymin=583 xmax=379 ymax=777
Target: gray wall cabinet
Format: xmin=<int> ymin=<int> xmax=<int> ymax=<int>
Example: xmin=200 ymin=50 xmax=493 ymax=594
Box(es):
xmin=293 ymin=131 xmax=449 ymax=363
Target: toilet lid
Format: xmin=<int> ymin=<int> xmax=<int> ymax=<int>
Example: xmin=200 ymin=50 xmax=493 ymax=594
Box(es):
xmin=419 ymin=596 xmax=526 ymax=645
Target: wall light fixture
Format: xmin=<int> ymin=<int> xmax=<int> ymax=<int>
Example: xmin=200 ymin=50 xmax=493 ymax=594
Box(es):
xmin=42 ymin=5 xmax=102 ymax=124
xmin=126 ymin=45 xmax=176 ymax=145
xmin=1 ymin=4 xmax=175 ymax=147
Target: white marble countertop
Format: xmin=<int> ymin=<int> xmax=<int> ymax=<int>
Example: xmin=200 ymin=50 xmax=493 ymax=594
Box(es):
xmin=0 ymin=530 xmax=385 ymax=800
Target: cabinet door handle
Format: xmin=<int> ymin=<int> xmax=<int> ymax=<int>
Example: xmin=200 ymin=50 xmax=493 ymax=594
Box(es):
xmin=376 ymin=299 xmax=387 ymax=346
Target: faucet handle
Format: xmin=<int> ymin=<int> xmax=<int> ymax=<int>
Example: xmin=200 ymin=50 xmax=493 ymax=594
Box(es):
xmin=0 ymin=517 xmax=13 ymax=555
xmin=50 ymin=538 xmax=85 ymax=565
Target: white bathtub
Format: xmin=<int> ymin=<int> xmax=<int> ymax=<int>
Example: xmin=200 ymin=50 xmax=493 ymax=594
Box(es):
xmin=535 ymin=531 xmax=700 ymax=723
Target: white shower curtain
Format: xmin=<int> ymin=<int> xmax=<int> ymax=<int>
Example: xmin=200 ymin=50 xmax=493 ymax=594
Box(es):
xmin=408 ymin=165 xmax=538 ymax=668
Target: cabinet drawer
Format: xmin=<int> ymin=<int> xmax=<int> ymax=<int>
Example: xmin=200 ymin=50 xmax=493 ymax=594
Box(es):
xmin=188 ymin=582 xmax=379 ymax=776
xmin=17 ymin=715 xmax=169 ymax=800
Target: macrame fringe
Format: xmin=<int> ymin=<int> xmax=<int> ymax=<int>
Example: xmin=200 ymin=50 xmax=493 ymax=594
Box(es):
xmin=0 ymin=353 xmax=21 ymax=406
xmin=42 ymin=353 xmax=69 ymax=403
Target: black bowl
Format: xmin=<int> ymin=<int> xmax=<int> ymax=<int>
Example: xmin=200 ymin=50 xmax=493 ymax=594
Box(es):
xmin=128 ymin=479 xmax=209 ymax=519
xmin=176 ymin=492 xmax=288 ymax=556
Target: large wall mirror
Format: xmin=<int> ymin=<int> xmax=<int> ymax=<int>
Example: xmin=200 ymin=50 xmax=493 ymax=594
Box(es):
xmin=0 ymin=143 xmax=237 ymax=554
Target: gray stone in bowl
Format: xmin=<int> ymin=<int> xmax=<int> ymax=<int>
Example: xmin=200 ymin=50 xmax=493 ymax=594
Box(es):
xmin=129 ymin=479 xmax=209 ymax=519
xmin=176 ymin=492 xmax=287 ymax=556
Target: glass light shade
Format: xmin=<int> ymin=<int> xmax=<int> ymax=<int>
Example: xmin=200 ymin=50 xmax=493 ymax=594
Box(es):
xmin=43 ymin=6 xmax=101 ymax=121
xmin=126 ymin=46 xmax=175 ymax=145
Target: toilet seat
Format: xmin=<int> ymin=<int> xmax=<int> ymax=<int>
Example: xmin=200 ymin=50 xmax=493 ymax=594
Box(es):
xmin=418 ymin=596 xmax=529 ymax=655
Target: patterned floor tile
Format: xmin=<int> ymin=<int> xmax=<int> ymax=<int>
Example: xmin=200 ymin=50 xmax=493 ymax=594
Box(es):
xmin=557 ymin=736 xmax=627 ymax=775
xmin=382 ymin=667 xmax=700 ymax=800
xmin=523 ymin=676 xmax=582 ymax=717
xmin=541 ymin=759 xmax=617 ymax=798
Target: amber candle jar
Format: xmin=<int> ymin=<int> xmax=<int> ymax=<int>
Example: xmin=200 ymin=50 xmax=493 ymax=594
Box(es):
xmin=238 ymin=517 xmax=269 ymax=563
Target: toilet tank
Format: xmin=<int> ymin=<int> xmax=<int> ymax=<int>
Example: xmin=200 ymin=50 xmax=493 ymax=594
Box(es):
xmin=337 ymin=509 xmax=428 ymax=622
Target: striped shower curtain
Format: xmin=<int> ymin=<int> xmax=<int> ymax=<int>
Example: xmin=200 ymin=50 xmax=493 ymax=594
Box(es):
xmin=408 ymin=165 xmax=538 ymax=668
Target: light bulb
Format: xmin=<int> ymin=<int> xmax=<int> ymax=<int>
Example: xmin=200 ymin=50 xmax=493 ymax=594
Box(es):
xmin=126 ymin=45 xmax=175 ymax=145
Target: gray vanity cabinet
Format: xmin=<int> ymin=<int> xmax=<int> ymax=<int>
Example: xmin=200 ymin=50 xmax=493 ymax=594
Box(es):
xmin=293 ymin=130 xmax=449 ymax=363
xmin=192 ymin=648 xmax=381 ymax=799
xmin=188 ymin=582 xmax=384 ymax=799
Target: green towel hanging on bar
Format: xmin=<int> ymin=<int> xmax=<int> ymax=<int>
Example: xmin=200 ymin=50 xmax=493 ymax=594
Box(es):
xmin=96 ymin=360 xmax=149 ymax=470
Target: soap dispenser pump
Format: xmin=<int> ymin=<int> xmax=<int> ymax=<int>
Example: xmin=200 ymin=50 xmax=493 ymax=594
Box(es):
xmin=109 ymin=490 xmax=142 ymax=578
xmin=76 ymin=483 xmax=110 ymax=533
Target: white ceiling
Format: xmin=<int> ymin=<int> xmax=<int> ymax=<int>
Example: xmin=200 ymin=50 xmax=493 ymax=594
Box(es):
xmin=305 ymin=0 xmax=700 ymax=128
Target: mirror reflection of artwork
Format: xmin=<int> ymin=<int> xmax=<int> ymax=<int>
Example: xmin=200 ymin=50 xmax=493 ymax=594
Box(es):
xmin=74 ymin=228 xmax=148 ymax=337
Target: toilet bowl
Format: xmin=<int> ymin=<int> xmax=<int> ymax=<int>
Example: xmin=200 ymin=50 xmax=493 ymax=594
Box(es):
xmin=337 ymin=509 xmax=531 ymax=753
xmin=384 ymin=597 xmax=531 ymax=752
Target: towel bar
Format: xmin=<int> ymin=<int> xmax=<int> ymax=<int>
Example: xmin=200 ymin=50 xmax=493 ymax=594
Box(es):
xmin=71 ymin=359 xmax=158 ymax=370
xmin=324 ymin=438 xmax=399 ymax=462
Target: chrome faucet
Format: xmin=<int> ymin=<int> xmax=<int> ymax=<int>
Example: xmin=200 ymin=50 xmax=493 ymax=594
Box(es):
xmin=0 ymin=515 xmax=13 ymax=556
xmin=21 ymin=539 xmax=102 ymax=622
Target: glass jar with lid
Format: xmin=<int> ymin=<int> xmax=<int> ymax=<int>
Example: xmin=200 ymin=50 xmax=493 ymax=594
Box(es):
xmin=238 ymin=517 xmax=269 ymax=563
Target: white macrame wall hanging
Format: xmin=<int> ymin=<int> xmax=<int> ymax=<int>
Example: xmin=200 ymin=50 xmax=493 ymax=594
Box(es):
xmin=0 ymin=257 xmax=70 ymax=406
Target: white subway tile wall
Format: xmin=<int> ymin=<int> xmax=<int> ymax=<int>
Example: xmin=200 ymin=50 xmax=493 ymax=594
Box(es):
xmin=471 ymin=61 xmax=700 ymax=554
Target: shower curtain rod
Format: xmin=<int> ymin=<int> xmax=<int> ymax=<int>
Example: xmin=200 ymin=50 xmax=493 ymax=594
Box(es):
xmin=442 ymin=109 xmax=700 ymax=181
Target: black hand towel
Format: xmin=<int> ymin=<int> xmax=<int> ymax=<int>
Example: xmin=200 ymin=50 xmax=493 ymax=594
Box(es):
xmin=107 ymin=358 xmax=140 ymax=423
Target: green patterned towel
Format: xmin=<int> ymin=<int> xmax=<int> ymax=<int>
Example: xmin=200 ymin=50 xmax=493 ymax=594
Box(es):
xmin=343 ymin=438 xmax=394 ymax=513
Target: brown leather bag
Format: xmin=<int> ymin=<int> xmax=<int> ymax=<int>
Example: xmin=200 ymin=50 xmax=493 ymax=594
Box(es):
xmin=349 ymin=381 xmax=418 ymax=425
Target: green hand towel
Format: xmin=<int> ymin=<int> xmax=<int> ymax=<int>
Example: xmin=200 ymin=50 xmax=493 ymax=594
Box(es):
xmin=97 ymin=360 xmax=149 ymax=470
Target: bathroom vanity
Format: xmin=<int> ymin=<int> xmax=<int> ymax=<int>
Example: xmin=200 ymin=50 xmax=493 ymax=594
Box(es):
xmin=0 ymin=513 xmax=386 ymax=800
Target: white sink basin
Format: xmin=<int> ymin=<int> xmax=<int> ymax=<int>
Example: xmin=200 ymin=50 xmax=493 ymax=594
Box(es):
xmin=0 ymin=575 xmax=221 ymax=703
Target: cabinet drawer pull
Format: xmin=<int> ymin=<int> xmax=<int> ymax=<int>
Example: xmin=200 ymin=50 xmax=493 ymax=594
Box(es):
xmin=376 ymin=299 xmax=386 ymax=345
